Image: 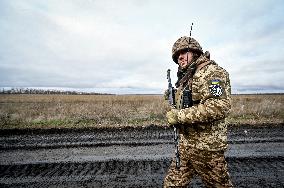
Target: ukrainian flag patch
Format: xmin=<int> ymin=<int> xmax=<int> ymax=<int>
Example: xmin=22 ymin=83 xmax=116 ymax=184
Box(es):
xmin=209 ymin=79 xmax=223 ymax=97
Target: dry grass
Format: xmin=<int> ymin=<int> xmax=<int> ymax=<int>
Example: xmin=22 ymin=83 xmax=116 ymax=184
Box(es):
xmin=0 ymin=94 xmax=283 ymax=129
xmin=0 ymin=94 xmax=168 ymax=129
xmin=228 ymin=94 xmax=284 ymax=125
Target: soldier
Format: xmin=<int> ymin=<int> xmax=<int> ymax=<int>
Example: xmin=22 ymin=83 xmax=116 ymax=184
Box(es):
xmin=164 ymin=36 xmax=233 ymax=187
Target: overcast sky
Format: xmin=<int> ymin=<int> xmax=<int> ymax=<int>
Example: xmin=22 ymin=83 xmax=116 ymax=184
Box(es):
xmin=1 ymin=0 xmax=284 ymax=94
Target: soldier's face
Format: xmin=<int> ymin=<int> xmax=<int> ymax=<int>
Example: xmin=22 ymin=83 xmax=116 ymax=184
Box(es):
xmin=178 ymin=51 xmax=193 ymax=69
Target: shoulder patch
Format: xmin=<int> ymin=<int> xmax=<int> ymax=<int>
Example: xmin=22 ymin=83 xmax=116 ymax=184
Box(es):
xmin=209 ymin=79 xmax=223 ymax=97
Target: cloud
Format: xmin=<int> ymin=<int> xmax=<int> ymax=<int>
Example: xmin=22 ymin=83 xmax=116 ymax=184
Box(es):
xmin=0 ymin=0 xmax=284 ymax=94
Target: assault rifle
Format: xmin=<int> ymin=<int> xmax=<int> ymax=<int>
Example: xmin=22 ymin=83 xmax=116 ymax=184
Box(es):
xmin=166 ymin=23 xmax=195 ymax=170
xmin=167 ymin=69 xmax=180 ymax=169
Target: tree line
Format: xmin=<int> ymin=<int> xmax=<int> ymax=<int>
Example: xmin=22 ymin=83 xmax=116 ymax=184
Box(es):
xmin=0 ymin=88 xmax=112 ymax=95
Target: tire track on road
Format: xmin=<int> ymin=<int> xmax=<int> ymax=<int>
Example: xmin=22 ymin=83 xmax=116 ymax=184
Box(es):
xmin=0 ymin=125 xmax=283 ymax=187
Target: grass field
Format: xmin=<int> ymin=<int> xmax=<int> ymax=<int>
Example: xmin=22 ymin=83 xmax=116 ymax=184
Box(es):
xmin=0 ymin=94 xmax=283 ymax=129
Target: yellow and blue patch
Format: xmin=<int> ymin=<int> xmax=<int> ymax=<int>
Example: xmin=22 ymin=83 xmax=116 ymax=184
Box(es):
xmin=209 ymin=79 xmax=223 ymax=97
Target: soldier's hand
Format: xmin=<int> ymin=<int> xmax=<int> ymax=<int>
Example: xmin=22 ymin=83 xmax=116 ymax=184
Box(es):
xmin=164 ymin=88 xmax=177 ymax=101
xmin=163 ymin=89 xmax=170 ymax=100
xmin=166 ymin=109 xmax=179 ymax=125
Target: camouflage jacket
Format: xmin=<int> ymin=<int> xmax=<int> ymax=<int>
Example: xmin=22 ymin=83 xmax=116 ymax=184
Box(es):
xmin=175 ymin=51 xmax=231 ymax=151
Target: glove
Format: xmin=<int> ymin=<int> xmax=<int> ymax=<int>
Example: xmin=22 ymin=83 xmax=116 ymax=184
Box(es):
xmin=163 ymin=88 xmax=176 ymax=101
xmin=166 ymin=109 xmax=179 ymax=125
xmin=164 ymin=89 xmax=170 ymax=100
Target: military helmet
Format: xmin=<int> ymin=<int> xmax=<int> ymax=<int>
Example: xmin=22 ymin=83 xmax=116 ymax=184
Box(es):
xmin=172 ymin=36 xmax=203 ymax=63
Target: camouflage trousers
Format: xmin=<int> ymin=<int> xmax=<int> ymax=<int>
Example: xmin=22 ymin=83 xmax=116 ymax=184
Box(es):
xmin=164 ymin=143 xmax=233 ymax=188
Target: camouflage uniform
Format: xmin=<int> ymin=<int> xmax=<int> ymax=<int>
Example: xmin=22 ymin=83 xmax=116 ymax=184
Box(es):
xmin=164 ymin=36 xmax=233 ymax=187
